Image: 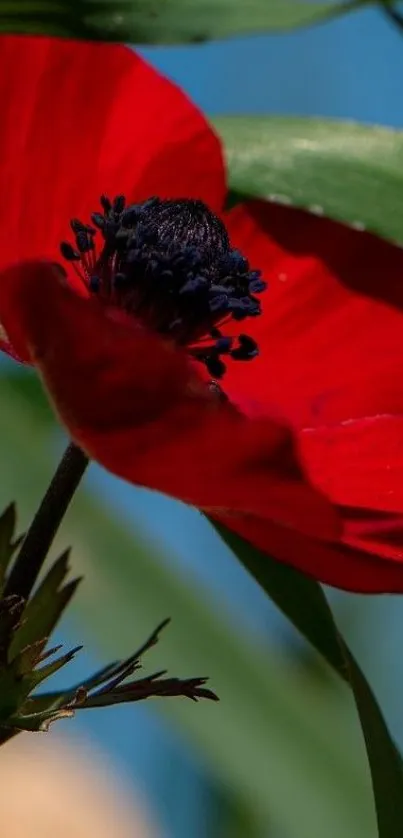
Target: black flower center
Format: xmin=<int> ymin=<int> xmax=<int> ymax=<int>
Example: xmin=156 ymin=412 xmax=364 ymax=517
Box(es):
xmin=60 ymin=195 xmax=266 ymax=379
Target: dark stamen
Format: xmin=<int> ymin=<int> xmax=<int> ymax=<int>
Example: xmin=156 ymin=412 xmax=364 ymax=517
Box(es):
xmin=59 ymin=196 xmax=266 ymax=381
xmin=60 ymin=241 xmax=80 ymax=262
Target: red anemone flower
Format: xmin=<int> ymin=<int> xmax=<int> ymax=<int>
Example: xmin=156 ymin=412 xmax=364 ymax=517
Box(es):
xmin=1 ymin=35 xmax=403 ymax=593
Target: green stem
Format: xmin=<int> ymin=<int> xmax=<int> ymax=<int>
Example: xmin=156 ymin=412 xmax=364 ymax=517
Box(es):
xmin=4 ymin=443 xmax=88 ymax=600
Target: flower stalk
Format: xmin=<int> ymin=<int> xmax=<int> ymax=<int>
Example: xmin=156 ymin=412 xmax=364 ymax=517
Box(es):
xmin=4 ymin=442 xmax=88 ymax=600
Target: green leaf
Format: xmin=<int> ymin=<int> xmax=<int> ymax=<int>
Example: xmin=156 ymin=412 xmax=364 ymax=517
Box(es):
xmin=6 ymin=704 xmax=75 ymax=732
xmin=212 ymin=522 xmax=403 ymax=838
xmin=212 ymin=522 xmax=347 ymax=679
xmin=38 ymin=618 xmax=218 ymax=708
xmin=214 ymin=116 xmax=403 ymax=245
xmin=11 ymin=637 xmax=48 ymax=676
xmin=27 ymin=644 xmax=82 ymax=687
xmin=10 ymin=550 xmax=81 ymax=658
xmin=0 ymin=370 xmax=377 ymax=838
xmin=342 ymin=642 xmax=403 ymax=838
xmin=0 ymin=0 xmax=370 ymax=44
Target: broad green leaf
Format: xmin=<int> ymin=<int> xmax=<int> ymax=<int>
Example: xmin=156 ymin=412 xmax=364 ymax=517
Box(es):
xmin=213 ymin=523 xmax=403 ymax=838
xmin=212 ymin=522 xmax=347 ymax=679
xmin=214 ymin=116 xmax=403 ymax=245
xmin=0 ymin=369 xmax=375 ymax=838
xmin=0 ymin=0 xmax=370 ymax=43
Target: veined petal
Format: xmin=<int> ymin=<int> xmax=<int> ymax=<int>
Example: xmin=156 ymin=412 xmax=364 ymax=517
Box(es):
xmin=0 ymin=260 xmax=340 ymax=542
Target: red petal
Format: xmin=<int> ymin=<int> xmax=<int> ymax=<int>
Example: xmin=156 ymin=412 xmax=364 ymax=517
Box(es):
xmin=223 ymin=200 xmax=403 ymax=515
xmin=217 ymin=512 xmax=403 ymax=593
xmin=224 ymin=201 xmax=403 ymax=428
xmin=300 ymin=415 xmax=403 ymax=512
xmin=343 ymin=507 xmax=403 ymax=563
xmin=0 ymin=260 xmax=340 ymax=542
xmin=0 ymin=35 xmax=225 ymax=274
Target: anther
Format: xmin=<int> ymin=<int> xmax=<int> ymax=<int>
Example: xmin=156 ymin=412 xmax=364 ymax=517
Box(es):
xmin=231 ymin=334 xmax=258 ymax=361
xmin=100 ymin=195 xmax=112 ymax=214
xmin=249 ymin=276 xmax=266 ymax=294
xmin=91 ymin=212 xmax=106 ymax=229
xmin=60 ymin=242 xmax=81 ymax=261
xmin=113 ymin=195 xmax=126 ymax=214
xmin=89 ymin=275 xmax=101 ymax=292
xmin=206 ymin=356 xmax=226 ymax=378
xmin=59 ymin=194 xmax=266 ymax=383
xmin=76 ymin=231 xmax=94 ymax=253
xmin=70 ymin=219 xmax=96 ymax=236
xmin=215 ymin=336 xmax=232 ymax=353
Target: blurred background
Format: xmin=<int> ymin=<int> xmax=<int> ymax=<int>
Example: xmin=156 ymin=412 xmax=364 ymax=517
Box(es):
xmin=1 ymin=4 xmax=403 ymax=837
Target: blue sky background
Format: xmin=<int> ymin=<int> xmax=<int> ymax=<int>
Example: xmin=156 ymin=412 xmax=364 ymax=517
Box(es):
xmin=53 ymin=6 xmax=403 ymax=837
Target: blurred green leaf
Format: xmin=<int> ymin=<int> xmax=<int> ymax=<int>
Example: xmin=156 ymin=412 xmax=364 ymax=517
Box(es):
xmin=212 ymin=522 xmax=403 ymax=838
xmin=0 ymin=370 xmax=377 ymax=836
xmin=342 ymin=642 xmax=403 ymax=838
xmin=0 ymin=0 xmax=370 ymax=43
xmin=212 ymin=522 xmax=347 ymax=678
xmin=209 ymin=783 xmax=269 ymax=838
xmin=214 ymin=116 xmax=403 ymax=245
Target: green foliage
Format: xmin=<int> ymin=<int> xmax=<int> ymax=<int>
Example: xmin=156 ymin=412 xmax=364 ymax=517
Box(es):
xmin=213 ymin=522 xmax=403 ymax=838
xmin=0 ymin=508 xmax=213 ymax=740
xmin=0 ymin=0 xmax=371 ymax=44
xmin=214 ymin=116 xmax=403 ymax=244
xmin=9 ymin=550 xmax=80 ymax=657
xmin=0 ymin=370 xmax=377 ymax=838
xmin=0 ymin=507 xmax=82 ymax=737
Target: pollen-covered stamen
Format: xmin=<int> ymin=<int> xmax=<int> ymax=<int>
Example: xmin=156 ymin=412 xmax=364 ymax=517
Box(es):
xmin=60 ymin=196 xmax=266 ymax=379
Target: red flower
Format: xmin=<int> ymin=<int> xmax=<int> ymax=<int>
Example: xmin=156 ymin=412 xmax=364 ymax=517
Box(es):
xmin=1 ymin=35 xmax=403 ymax=593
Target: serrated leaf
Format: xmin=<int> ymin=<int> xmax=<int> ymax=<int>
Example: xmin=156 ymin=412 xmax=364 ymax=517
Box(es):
xmin=0 ymin=639 xmax=60 ymax=718
xmin=6 ymin=705 xmax=75 ymax=732
xmin=72 ymin=660 xmax=121 ymax=692
xmin=83 ymin=675 xmax=217 ymax=706
xmin=10 ymin=550 xmax=81 ymax=657
xmin=21 ymin=692 xmax=68 ymax=715
xmin=29 ymin=619 xmax=217 ymax=710
xmin=214 ymin=116 xmax=403 ymax=246
xmin=11 ymin=637 xmax=48 ymax=677
xmin=212 ymin=522 xmax=403 ymax=838
xmin=29 ymin=644 xmax=82 ymax=688
xmin=0 ymin=0 xmax=370 ymax=44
